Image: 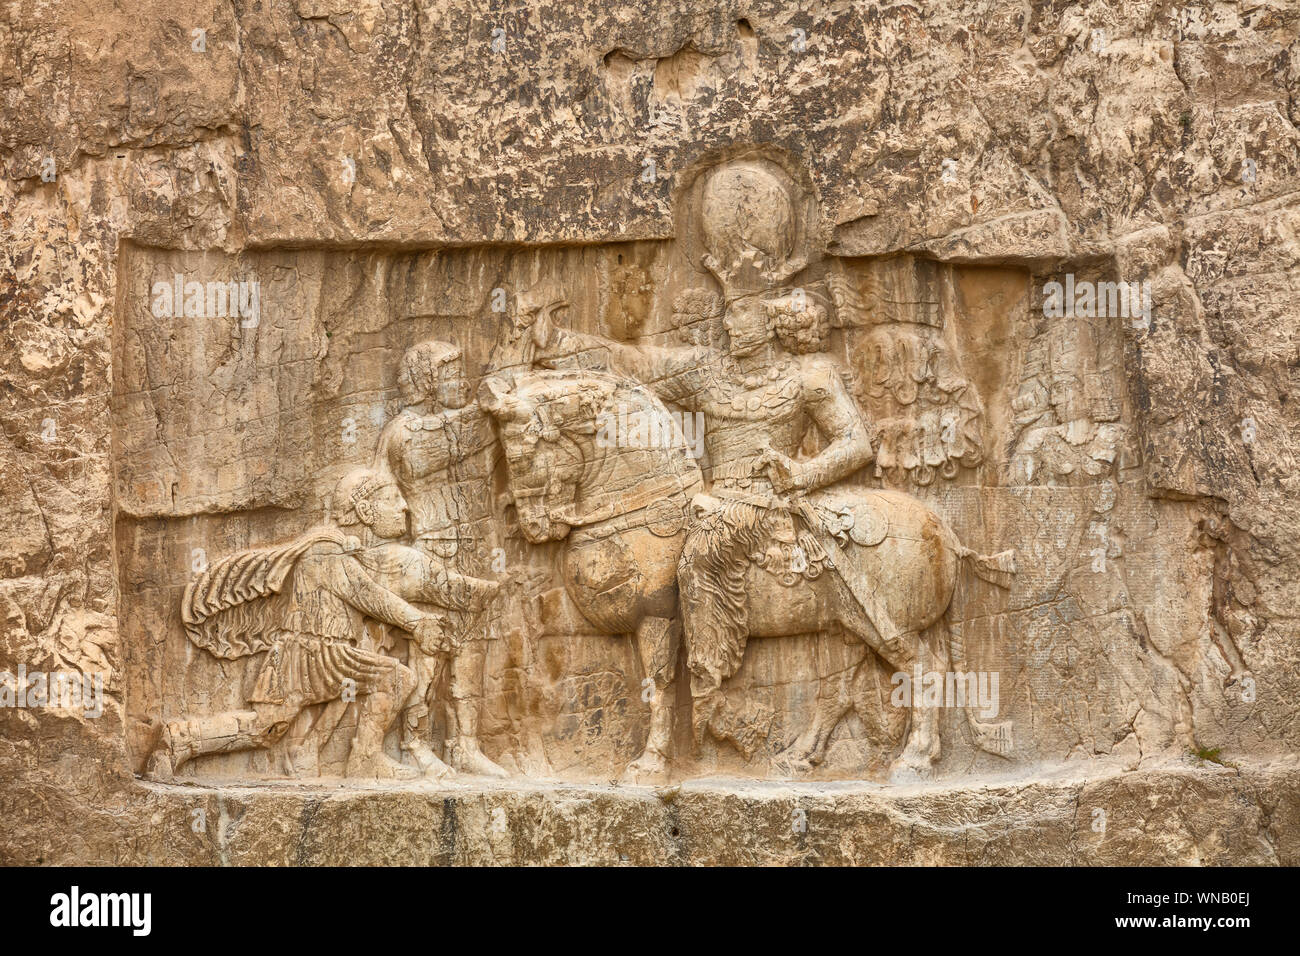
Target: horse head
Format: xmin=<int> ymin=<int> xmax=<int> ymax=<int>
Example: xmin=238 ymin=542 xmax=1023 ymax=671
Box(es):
xmin=479 ymin=372 xmax=615 ymax=543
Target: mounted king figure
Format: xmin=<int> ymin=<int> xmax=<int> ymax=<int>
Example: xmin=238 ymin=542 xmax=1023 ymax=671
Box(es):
xmin=486 ymin=155 xmax=1017 ymax=780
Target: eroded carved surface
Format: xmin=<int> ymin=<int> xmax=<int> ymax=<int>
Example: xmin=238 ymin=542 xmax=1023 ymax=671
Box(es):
xmin=105 ymin=151 xmax=1214 ymax=789
xmin=5 ymin=0 xmax=1299 ymax=865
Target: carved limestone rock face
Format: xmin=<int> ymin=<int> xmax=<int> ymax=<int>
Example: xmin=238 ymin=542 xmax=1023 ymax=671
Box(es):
xmin=5 ymin=2 xmax=1298 ymax=867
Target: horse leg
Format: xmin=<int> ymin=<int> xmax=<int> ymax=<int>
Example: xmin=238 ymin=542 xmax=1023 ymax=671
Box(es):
xmin=784 ymin=637 xmax=916 ymax=772
xmin=777 ymin=644 xmax=860 ymax=772
xmin=850 ymin=649 xmax=909 ymax=750
xmin=622 ymin=615 xmax=678 ymax=783
xmin=893 ymin=620 xmax=951 ymax=780
xmin=821 ymin=573 xmax=947 ymax=779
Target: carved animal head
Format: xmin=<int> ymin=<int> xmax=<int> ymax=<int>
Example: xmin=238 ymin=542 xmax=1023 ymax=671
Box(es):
xmin=479 ymin=373 xmax=612 ymax=543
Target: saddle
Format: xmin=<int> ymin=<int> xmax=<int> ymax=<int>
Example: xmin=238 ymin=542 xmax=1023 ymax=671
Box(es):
xmin=809 ymin=487 xmax=891 ymax=549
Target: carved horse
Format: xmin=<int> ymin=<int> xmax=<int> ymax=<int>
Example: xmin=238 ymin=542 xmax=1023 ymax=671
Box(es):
xmin=480 ymin=369 xmax=1015 ymax=781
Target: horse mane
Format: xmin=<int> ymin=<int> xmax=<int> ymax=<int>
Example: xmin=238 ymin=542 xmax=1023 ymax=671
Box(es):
xmin=508 ymin=368 xmax=703 ymax=525
xmin=512 ymin=368 xmax=622 ymax=425
xmin=513 ymin=369 xmax=678 ymax=450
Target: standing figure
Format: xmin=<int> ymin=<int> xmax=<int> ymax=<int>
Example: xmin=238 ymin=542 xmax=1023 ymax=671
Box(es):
xmin=374 ymin=340 xmax=509 ymax=777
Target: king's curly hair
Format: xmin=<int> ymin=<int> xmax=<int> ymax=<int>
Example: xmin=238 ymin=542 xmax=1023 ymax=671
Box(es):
xmin=769 ymin=298 xmax=830 ymax=354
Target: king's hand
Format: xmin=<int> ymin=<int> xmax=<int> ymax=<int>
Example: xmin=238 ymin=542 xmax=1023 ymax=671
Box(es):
xmin=758 ymin=445 xmax=808 ymax=495
xmin=511 ymin=297 xmax=568 ymax=348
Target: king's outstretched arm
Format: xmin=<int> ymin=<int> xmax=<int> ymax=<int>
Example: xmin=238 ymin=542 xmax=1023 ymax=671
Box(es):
xmin=522 ymin=306 xmax=712 ymax=409
xmin=394 ymin=551 xmax=500 ymax=614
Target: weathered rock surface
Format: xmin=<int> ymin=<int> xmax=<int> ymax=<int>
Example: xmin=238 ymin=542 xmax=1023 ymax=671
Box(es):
xmin=3 ymin=757 xmax=1297 ymax=866
xmin=2 ymin=1 xmax=1298 ymax=864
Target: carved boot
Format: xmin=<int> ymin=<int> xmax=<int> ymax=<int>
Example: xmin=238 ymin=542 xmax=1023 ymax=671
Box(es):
xmin=406 ymin=742 xmax=455 ymax=780
xmin=447 ymin=649 xmax=508 ymax=778
xmin=401 ymin=713 xmax=455 ymax=780
xmin=448 ymin=738 xmax=507 ymax=778
xmin=145 ymin=720 xmax=187 ymax=780
xmin=348 ymin=696 xmax=419 ymax=781
xmin=285 ymin=742 xmax=319 ymax=778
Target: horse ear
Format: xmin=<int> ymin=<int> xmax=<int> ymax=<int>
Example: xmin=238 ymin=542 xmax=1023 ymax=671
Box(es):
xmin=478 ymin=374 xmax=517 ymax=416
xmin=540 ymin=298 xmax=570 ymax=325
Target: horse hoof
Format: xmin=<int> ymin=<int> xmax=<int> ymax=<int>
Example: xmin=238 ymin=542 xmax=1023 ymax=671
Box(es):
xmin=774 ymin=732 xmax=823 ymax=775
xmin=773 ymin=753 xmax=817 ymax=777
xmin=888 ymin=756 xmax=936 ymax=784
xmin=620 ymin=754 xmax=668 ymax=786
